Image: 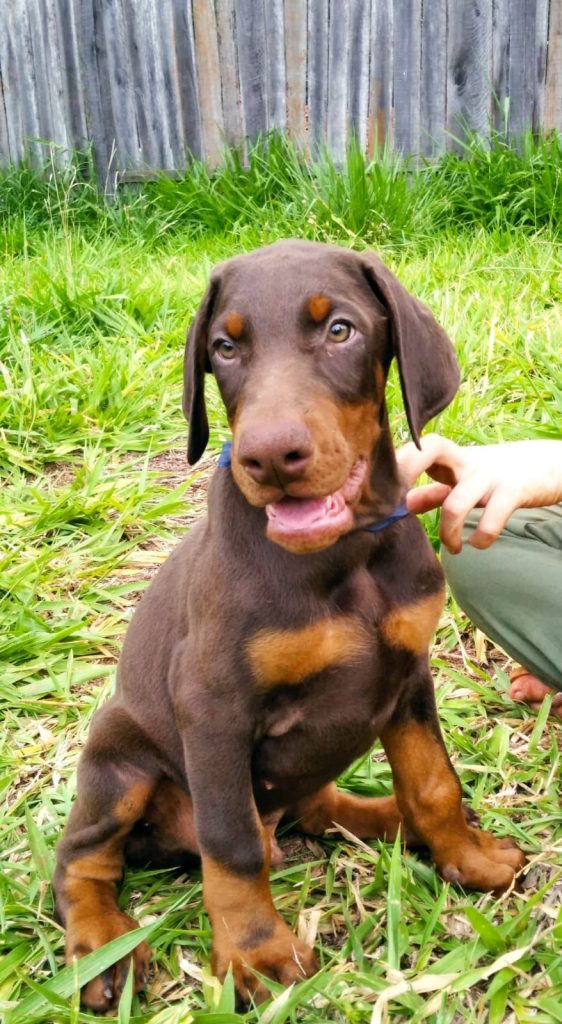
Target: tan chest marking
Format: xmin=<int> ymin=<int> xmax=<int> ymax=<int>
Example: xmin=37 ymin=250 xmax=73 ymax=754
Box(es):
xmin=247 ymin=616 xmax=369 ymax=691
xmin=380 ymin=589 xmax=445 ymax=656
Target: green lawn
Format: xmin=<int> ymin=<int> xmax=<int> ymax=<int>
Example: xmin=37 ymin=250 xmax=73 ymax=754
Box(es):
xmin=1 ymin=139 xmax=562 ymax=1024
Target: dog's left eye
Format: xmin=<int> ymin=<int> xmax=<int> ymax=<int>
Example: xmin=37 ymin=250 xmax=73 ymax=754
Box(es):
xmin=328 ymin=321 xmax=352 ymax=343
xmin=214 ymin=339 xmax=237 ymax=360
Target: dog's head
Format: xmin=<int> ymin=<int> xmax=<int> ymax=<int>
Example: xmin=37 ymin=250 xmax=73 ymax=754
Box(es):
xmin=183 ymin=240 xmax=459 ymax=553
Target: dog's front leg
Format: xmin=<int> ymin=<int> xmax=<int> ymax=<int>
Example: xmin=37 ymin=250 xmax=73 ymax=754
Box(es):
xmin=381 ymin=671 xmax=525 ymax=892
xmin=179 ymin=692 xmax=317 ymax=1003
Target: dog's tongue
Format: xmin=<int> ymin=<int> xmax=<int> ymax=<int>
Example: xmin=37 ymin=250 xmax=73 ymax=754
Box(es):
xmin=266 ymin=494 xmax=344 ymax=533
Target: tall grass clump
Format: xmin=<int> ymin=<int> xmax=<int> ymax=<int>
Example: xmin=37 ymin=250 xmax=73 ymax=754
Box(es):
xmin=2 ymin=129 xmax=561 ymax=252
xmin=428 ymin=131 xmax=562 ymax=233
xmin=144 ymin=129 xmax=562 ymax=245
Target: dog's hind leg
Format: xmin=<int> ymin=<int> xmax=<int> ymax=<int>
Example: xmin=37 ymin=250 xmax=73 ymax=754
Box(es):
xmin=124 ymin=779 xmax=200 ymax=869
xmin=288 ymin=783 xmax=408 ymax=842
xmin=54 ymin=706 xmax=158 ymax=1012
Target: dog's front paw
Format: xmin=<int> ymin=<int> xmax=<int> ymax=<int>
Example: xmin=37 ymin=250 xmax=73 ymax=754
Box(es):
xmin=437 ymin=826 xmax=525 ymax=893
xmin=66 ymin=910 xmax=150 ymax=1011
xmin=212 ymin=916 xmax=318 ymax=1004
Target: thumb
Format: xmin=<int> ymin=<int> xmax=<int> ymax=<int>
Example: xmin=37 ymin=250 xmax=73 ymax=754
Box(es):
xmin=406 ymin=482 xmax=452 ymax=514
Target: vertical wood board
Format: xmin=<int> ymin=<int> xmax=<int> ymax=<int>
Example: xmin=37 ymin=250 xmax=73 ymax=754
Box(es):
xmin=420 ymin=0 xmax=447 ymax=154
xmin=264 ymin=0 xmax=286 ymax=133
xmin=508 ymin=0 xmax=544 ymax=137
xmin=327 ymin=0 xmax=350 ymax=162
xmin=285 ymin=0 xmax=307 ymax=146
xmin=544 ymin=0 xmax=562 ymax=129
xmin=447 ymin=0 xmax=493 ymax=143
xmin=393 ymin=0 xmax=422 ymax=154
xmin=54 ymin=0 xmax=88 ymax=148
xmin=370 ymin=0 xmax=394 ymax=152
xmin=308 ymin=0 xmax=329 ymax=149
xmin=348 ymin=0 xmax=372 ymax=151
xmin=492 ymin=0 xmax=510 ymax=130
xmin=235 ymin=0 xmax=268 ymax=140
xmin=216 ymin=0 xmax=245 ymax=146
xmin=192 ymin=0 xmax=224 ymax=165
xmin=172 ymin=0 xmax=202 ymax=162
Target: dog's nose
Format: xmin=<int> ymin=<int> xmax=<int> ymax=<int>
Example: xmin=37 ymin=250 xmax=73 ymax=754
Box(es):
xmin=237 ymin=420 xmax=314 ymax=486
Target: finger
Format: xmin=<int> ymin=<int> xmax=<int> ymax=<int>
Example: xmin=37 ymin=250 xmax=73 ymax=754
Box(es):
xmin=467 ymin=486 xmax=519 ymax=549
xmin=396 ymin=441 xmax=428 ymax=485
xmin=440 ymin=474 xmax=491 ymax=553
xmin=397 ymin=434 xmax=462 ymax=487
xmin=406 ymin=483 xmax=452 ymax=514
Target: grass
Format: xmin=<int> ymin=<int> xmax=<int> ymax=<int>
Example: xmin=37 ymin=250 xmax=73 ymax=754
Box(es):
xmin=1 ymin=135 xmax=561 ymax=1024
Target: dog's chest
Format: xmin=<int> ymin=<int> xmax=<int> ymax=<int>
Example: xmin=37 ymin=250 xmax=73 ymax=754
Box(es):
xmin=246 ymin=564 xmax=383 ymax=688
xmin=243 ymin=565 xmax=408 ymax=800
xmin=251 ymin=655 xmax=388 ymax=805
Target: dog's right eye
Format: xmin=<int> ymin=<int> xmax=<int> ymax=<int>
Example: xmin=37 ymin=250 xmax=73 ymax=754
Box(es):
xmin=214 ymin=339 xmax=237 ymax=360
xmin=328 ymin=320 xmax=353 ymax=343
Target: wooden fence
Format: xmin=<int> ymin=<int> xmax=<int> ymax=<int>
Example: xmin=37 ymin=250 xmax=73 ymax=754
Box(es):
xmin=0 ymin=0 xmax=561 ymax=181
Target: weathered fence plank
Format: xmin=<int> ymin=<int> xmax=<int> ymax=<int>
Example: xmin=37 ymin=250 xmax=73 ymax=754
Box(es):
xmin=308 ymin=0 xmax=329 ymax=151
xmin=544 ymin=0 xmax=562 ymax=129
xmin=100 ymin=0 xmax=138 ymax=170
xmin=172 ymin=0 xmax=202 ymax=163
xmin=421 ymin=0 xmax=447 ymax=155
xmin=78 ymin=0 xmax=110 ymax=179
xmin=235 ymin=0 xmax=267 ymax=141
xmin=492 ymin=0 xmax=510 ymax=131
xmin=393 ymin=0 xmax=422 ymax=155
xmin=55 ymin=0 xmax=88 ymax=149
xmin=24 ymin=0 xmax=49 ymax=158
xmin=154 ymin=0 xmax=187 ymax=169
xmin=369 ymin=0 xmax=394 ymax=152
xmin=264 ymin=0 xmax=286 ymax=133
xmin=40 ymin=0 xmax=72 ymax=160
xmin=0 ymin=0 xmax=560 ymax=178
xmin=216 ymin=0 xmax=244 ymax=147
xmin=508 ymin=0 xmax=549 ymax=138
xmin=531 ymin=0 xmax=550 ymax=130
xmin=285 ymin=0 xmax=307 ymax=147
xmin=348 ymin=0 xmax=372 ymax=152
xmin=447 ymin=0 xmax=493 ymax=144
xmin=327 ymin=0 xmax=351 ymax=162
xmin=0 ymin=1 xmax=21 ymax=162
xmin=192 ymin=0 xmax=223 ymax=166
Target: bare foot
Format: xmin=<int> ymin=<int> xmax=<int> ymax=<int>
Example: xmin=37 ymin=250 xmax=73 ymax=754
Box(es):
xmin=509 ymin=669 xmax=562 ymax=719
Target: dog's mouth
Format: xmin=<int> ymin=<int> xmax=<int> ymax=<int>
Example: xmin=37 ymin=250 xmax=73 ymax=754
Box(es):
xmin=265 ymin=458 xmax=368 ymax=552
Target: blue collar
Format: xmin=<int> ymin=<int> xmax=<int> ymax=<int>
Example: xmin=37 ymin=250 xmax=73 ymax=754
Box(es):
xmin=218 ymin=440 xmax=233 ymax=467
xmin=363 ymin=503 xmax=410 ymax=532
xmin=217 ymin=441 xmax=409 ymax=534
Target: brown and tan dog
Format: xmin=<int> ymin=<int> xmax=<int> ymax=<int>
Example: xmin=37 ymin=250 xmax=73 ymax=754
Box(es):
xmin=54 ymin=240 xmax=524 ymax=1010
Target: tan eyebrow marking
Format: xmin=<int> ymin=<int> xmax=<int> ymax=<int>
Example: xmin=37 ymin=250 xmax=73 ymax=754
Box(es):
xmin=225 ymin=312 xmax=245 ymax=339
xmin=308 ymin=294 xmax=332 ymax=323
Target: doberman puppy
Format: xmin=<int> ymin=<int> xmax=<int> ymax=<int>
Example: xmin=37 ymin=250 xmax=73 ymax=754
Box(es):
xmin=54 ymin=240 xmax=525 ymax=1010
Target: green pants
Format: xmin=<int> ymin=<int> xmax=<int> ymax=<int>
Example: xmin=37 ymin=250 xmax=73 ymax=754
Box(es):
xmin=442 ymin=505 xmax=562 ymax=691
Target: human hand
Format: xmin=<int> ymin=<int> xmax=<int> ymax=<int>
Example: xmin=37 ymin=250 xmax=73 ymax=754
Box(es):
xmin=397 ymin=434 xmax=562 ymax=553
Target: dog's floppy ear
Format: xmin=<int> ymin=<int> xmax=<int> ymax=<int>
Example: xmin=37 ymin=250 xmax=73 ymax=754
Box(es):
xmin=360 ymin=253 xmax=459 ymax=446
xmin=182 ymin=277 xmax=220 ymax=465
